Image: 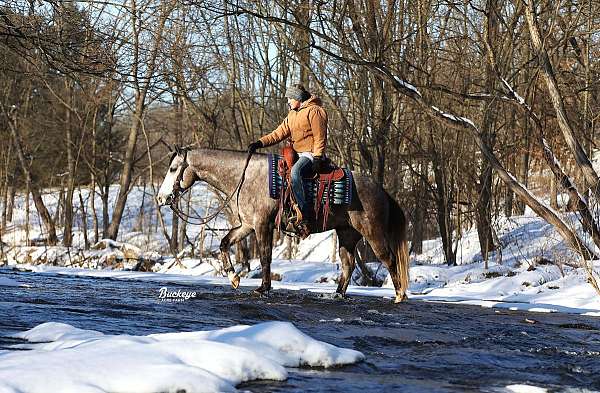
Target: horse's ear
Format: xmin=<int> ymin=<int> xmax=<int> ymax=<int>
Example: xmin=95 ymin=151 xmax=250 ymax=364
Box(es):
xmin=166 ymin=144 xmax=173 ymax=153
xmin=169 ymin=151 xmax=177 ymax=165
xmin=174 ymin=145 xmax=181 ymax=155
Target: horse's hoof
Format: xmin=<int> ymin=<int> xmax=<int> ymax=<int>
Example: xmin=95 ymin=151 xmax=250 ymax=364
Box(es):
xmin=228 ymin=272 xmax=240 ymax=289
xmin=252 ymin=287 xmax=270 ymax=297
xmin=394 ymin=294 xmax=408 ymax=304
xmin=332 ymin=292 xmax=347 ymax=300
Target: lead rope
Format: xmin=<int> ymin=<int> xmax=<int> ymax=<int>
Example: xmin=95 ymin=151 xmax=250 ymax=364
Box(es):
xmin=169 ymin=150 xmax=254 ymax=227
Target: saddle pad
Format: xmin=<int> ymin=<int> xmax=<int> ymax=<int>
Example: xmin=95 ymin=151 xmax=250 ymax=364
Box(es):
xmin=268 ymin=153 xmax=353 ymax=205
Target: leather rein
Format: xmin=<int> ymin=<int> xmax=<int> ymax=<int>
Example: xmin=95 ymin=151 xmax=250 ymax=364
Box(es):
xmin=168 ymin=149 xmax=254 ymax=226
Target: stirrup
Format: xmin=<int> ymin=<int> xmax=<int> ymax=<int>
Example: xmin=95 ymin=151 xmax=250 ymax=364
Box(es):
xmin=295 ymin=221 xmax=311 ymax=240
xmin=289 ymin=204 xmax=303 ymax=224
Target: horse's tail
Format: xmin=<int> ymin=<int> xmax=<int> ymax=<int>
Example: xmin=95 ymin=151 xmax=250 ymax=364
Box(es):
xmin=386 ymin=192 xmax=410 ymax=301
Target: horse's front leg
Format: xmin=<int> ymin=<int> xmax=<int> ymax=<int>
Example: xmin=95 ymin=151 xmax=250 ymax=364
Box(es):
xmin=253 ymin=222 xmax=274 ymax=294
xmin=219 ymin=224 xmax=253 ymax=289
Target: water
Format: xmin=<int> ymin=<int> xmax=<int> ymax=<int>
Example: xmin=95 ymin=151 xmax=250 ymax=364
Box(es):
xmin=1 ymin=269 xmax=600 ymax=392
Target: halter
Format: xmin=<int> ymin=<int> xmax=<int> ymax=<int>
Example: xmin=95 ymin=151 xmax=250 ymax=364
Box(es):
xmin=167 ymin=148 xmax=254 ymax=227
xmin=170 ymin=148 xmax=190 ymax=202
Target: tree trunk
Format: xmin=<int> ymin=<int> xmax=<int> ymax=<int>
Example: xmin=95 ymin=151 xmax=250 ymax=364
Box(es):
xmin=1 ymin=179 xmax=7 ymax=231
xmin=63 ymin=82 xmax=75 ymax=247
xmin=25 ymin=183 xmax=30 ymax=245
xmin=411 ymin=161 xmax=426 ymax=255
xmin=476 ymin=164 xmax=495 ymax=261
xmin=78 ymin=188 xmax=89 ymax=249
xmin=106 ymin=96 xmax=143 ymax=240
xmin=101 ymin=182 xmax=109 ymax=239
xmin=432 ymin=157 xmax=456 ymax=266
xmin=514 ymin=119 xmax=531 ymax=215
xmin=6 ymin=111 xmax=57 ymax=245
xmin=90 ymin=180 xmax=99 ymax=244
xmin=106 ymin=0 xmax=172 ymax=240
xmin=134 ymin=182 xmax=146 ymax=232
xmin=476 ymin=0 xmax=499 ymax=262
xmin=550 ymin=176 xmax=558 ymax=210
xmin=54 ymin=187 xmax=64 ymax=227
xmin=523 ymin=1 xmax=600 ymax=197
xmin=6 ymin=183 xmax=15 ymax=223
xmin=294 ymin=0 xmax=311 ymax=85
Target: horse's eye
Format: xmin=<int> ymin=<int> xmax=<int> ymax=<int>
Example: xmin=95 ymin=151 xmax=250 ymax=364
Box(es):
xmin=169 ymin=167 xmax=177 ymax=173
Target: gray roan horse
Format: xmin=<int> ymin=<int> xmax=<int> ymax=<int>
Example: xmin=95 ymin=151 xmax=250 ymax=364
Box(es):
xmin=156 ymin=147 xmax=410 ymax=303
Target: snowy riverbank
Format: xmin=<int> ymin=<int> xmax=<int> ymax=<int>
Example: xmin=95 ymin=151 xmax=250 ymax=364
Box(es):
xmin=0 ymin=321 xmax=363 ymax=393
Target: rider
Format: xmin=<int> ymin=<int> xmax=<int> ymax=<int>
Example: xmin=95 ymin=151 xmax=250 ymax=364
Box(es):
xmin=248 ymin=84 xmax=328 ymax=234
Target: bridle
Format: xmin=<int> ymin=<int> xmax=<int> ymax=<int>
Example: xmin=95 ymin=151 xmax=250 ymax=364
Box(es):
xmin=166 ymin=148 xmax=254 ymax=227
xmin=169 ymin=149 xmax=190 ymax=203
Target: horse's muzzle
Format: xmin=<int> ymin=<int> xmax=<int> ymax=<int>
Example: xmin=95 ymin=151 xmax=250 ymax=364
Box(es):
xmin=156 ymin=194 xmax=173 ymax=206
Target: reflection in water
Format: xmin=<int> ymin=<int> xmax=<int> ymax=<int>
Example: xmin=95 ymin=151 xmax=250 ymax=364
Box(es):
xmin=1 ymin=269 xmax=600 ymax=392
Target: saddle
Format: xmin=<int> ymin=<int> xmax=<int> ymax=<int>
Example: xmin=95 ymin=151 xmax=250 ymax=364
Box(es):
xmin=270 ymin=146 xmax=353 ymax=237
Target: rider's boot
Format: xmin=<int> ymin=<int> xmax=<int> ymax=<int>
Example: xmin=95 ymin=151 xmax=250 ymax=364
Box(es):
xmin=294 ymin=209 xmax=314 ymax=240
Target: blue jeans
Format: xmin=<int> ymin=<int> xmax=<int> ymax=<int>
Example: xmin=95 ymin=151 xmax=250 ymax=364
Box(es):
xmin=291 ymin=156 xmax=314 ymax=219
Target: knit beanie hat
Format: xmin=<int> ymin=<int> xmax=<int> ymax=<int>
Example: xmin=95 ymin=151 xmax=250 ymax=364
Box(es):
xmin=285 ymin=85 xmax=310 ymax=102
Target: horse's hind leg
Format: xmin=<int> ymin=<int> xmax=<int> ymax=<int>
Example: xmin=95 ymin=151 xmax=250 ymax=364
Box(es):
xmin=220 ymin=224 xmax=253 ymax=289
xmin=369 ymin=239 xmax=407 ymax=303
xmin=353 ymin=221 xmax=407 ymax=303
xmin=335 ymin=228 xmax=361 ymax=297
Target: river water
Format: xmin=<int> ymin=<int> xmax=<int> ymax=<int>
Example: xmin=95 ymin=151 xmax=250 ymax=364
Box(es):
xmin=1 ymin=269 xmax=599 ymax=392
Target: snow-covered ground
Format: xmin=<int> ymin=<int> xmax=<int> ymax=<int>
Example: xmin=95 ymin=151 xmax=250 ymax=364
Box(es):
xmin=0 ymin=321 xmax=364 ymax=393
xmin=1 ymin=185 xmax=600 ymax=316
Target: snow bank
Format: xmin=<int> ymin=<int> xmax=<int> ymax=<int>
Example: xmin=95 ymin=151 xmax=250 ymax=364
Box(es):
xmin=150 ymin=321 xmax=363 ymax=368
xmin=0 ymin=321 xmax=364 ymax=393
xmin=506 ymin=384 xmax=548 ymax=393
xmin=4 ymin=240 xmax=163 ymax=270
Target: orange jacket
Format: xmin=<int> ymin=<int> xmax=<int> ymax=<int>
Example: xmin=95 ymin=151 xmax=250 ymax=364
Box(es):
xmin=259 ymin=96 xmax=328 ymax=157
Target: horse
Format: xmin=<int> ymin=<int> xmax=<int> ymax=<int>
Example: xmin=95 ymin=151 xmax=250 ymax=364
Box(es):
xmin=156 ymin=147 xmax=410 ymax=303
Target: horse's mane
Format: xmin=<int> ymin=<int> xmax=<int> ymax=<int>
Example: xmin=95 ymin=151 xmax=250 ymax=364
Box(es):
xmin=168 ymin=145 xmax=267 ymax=167
xmin=191 ymin=146 xmax=267 ymax=158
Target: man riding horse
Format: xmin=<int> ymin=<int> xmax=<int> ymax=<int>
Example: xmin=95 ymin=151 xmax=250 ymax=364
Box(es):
xmin=248 ymin=84 xmax=328 ymax=238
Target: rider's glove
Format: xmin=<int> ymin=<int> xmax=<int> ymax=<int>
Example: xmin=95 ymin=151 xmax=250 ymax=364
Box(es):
xmin=313 ymin=156 xmax=324 ymax=173
xmin=247 ymin=140 xmax=263 ymax=153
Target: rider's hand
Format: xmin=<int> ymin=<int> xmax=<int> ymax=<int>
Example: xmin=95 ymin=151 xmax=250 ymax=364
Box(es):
xmin=313 ymin=156 xmax=324 ymax=173
xmin=247 ymin=140 xmax=263 ymax=153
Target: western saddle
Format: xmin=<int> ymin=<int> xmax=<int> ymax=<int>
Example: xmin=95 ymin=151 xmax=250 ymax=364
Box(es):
xmin=275 ymin=145 xmax=345 ymax=238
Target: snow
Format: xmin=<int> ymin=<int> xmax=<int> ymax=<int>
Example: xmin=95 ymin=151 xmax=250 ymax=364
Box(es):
xmin=393 ymin=75 xmax=422 ymax=97
xmin=501 ymin=77 xmax=528 ymax=107
xmin=0 ymin=321 xmax=364 ymax=393
xmin=506 ymin=384 xmax=548 ymax=393
xmin=431 ymin=105 xmax=476 ymax=128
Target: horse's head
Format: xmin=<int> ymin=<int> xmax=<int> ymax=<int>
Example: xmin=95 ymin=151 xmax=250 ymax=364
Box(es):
xmin=156 ymin=146 xmax=194 ymax=206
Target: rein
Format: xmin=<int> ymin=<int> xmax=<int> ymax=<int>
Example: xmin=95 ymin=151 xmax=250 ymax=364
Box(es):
xmin=168 ymin=149 xmax=254 ymax=227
